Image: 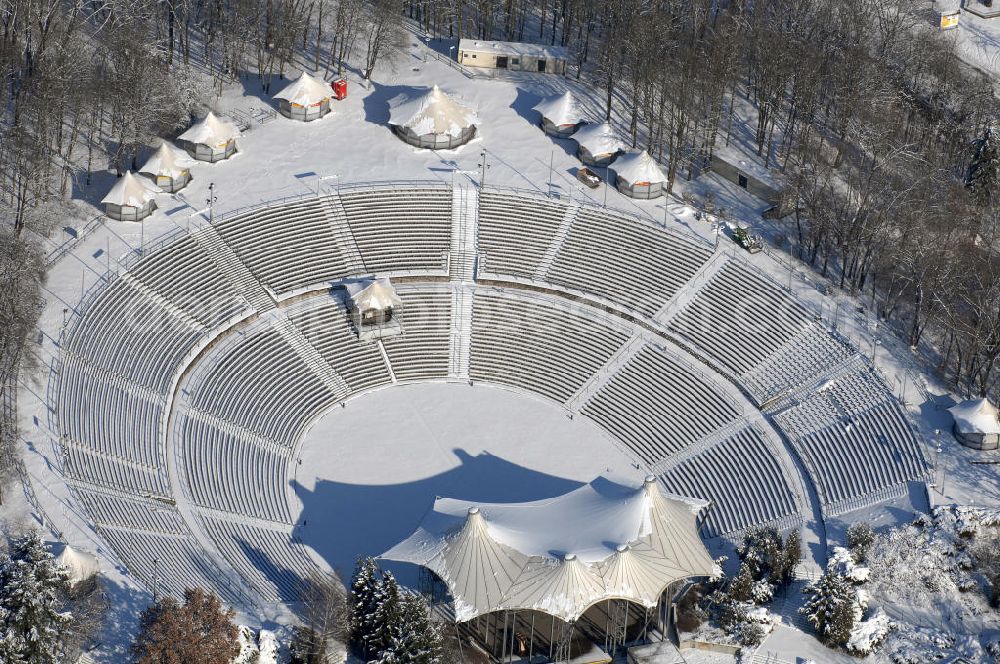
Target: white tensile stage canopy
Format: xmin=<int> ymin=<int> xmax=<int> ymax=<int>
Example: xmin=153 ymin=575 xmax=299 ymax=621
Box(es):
xmin=381 ymin=476 xmax=717 ymax=623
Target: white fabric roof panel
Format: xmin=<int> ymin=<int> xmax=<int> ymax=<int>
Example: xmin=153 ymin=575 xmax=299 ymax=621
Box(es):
xmin=345 ymin=278 xmax=404 ymax=310
xmin=139 ymin=142 xmax=196 ymax=179
xmin=178 ymin=111 xmax=240 ymax=146
xmin=274 ymin=71 xmax=331 ymax=106
xmin=572 ymin=122 xmax=624 ymax=157
xmin=388 ymin=85 xmax=479 ymax=138
xmin=612 ymin=150 xmax=668 ymax=185
xmin=949 ymin=398 xmax=1000 ymax=435
xmin=101 ymin=171 xmax=162 ymax=207
xmin=532 ymin=91 xmax=584 ymax=127
xmin=52 ymin=543 xmax=101 ymax=584
xmin=381 ymin=478 xmax=716 ymax=622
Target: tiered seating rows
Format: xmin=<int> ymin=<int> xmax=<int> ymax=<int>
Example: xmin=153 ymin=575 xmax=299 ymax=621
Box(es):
xmin=477 ymin=192 xmax=567 ymax=277
xmin=215 ymin=198 xmax=357 ymax=295
xmin=179 ymin=414 xmax=291 ymax=522
xmin=203 ymin=518 xmax=320 ymax=602
xmin=381 ymin=289 xmax=452 ymax=381
xmin=66 ymin=277 xmax=201 ymax=393
xmin=470 ymin=291 xmax=629 ymax=403
xmin=659 ymin=428 xmax=800 ymax=538
xmin=189 ymin=327 xmax=334 ymax=446
xmin=130 ymin=235 xmax=248 ymax=328
xmin=582 ymin=345 xmax=742 ymax=465
xmin=547 ymin=207 xmax=712 ymax=317
xmin=288 ymin=300 xmax=392 ymax=391
xmin=340 ymin=189 xmax=451 ymax=274
xmin=670 ymin=261 xmax=812 ymax=377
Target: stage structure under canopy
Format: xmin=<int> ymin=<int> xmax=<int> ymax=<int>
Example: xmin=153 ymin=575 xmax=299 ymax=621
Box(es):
xmin=381 ymin=477 xmax=717 ymax=661
xmin=346 ymin=278 xmax=403 ymax=341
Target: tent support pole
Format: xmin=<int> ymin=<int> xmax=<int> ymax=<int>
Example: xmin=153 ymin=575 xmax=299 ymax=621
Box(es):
xmin=528 ymin=613 xmax=535 ymax=662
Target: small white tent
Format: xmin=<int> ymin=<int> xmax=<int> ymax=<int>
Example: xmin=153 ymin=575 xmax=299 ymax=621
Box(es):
xmin=388 ymin=85 xmax=479 ymax=150
xmin=346 ymin=278 xmax=404 ymax=340
xmin=274 ymin=71 xmax=332 ymax=121
xmin=949 ymin=398 xmax=1000 ymax=450
xmin=53 ymin=544 xmax=100 ymax=586
xmin=138 ymin=142 xmax=197 ymax=192
xmin=101 ymin=171 xmax=162 ymax=221
xmin=612 ymin=150 xmax=668 ymax=199
xmin=532 ymin=91 xmax=585 ymax=137
xmin=177 ymin=111 xmax=239 ymax=162
xmin=572 ymin=122 xmax=624 ymax=166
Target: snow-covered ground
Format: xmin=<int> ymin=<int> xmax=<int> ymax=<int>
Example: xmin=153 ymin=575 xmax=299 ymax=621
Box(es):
xmin=292 ymin=382 xmax=646 ymax=582
xmin=7 ymin=25 xmax=1000 ymax=663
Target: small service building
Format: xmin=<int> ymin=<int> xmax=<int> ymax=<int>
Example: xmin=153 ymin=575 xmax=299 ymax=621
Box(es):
xmin=532 ymin=90 xmax=585 ymax=137
xmin=139 ymin=142 xmax=197 ymax=193
xmin=613 ymin=150 xmax=669 ymax=199
xmin=101 ymin=171 xmax=162 ymax=221
xmin=948 ymin=398 xmax=1000 ymax=451
xmin=388 ymin=85 xmax=479 ymax=150
xmin=572 ymin=122 xmax=624 ymax=166
xmin=177 ymin=111 xmax=240 ymax=162
xmin=274 ymin=71 xmax=332 ymax=121
xmin=457 ymin=39 xmax=569 ymax=75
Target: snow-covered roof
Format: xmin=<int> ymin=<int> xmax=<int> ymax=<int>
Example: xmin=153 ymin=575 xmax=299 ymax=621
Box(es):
xmin=345 ymin=278 xmax=403 ymax=311
xmin=612 ymin=150 xmax=668 ymax=186
xmin=101 ymin=171 xmax=162 ymax=207
xmin=949 ymin=398 xmax=1000 ymax=435
xmin=572 ymin=122 xmax=624 ymax=157
xmin=381 ymin=477 xmax=716 ymax=622
xmin=388 ymin=85 xmax=479 ymax=138
xmin=458 ymin=39 xmax=569 ymax=60
xmin=139 ymin=142 xmax=197 ymax=179
xmin=178 ymin=111 xmax=240 ymax=147
xmin=274 ymin=71 xmax=331 ymax=106
xmin=52 ymin=543 xmax=100 ymax=584
xmin=532 ymin=91 xmax=584 ymax=127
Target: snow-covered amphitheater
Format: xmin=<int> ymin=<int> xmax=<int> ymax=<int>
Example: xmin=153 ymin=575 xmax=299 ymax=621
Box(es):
xmin=44 ymin=178 xmax=931 ymax=617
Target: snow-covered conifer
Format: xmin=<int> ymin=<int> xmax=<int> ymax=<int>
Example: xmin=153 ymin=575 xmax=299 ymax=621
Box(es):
xmin=801 ymin=570 xmax=857 ymax=647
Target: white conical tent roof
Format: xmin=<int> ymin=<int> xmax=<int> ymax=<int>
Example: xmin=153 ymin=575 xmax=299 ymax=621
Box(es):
xmin=388 ymin=85 xmax=479 ymax=138
xmin=612 ymin=150 xmax=668 ymax=185
xmin=533 ymin=91 xmax=584 ymax=127
xmin=572 ymin=122 xmax=624 ymax=157
xmin=101 ymin=171 xmax=162 ymax=207
xmin=139 ymin=142 xmax=197 ymax=179
xmin=381 ymin=477 xmax=716 ymax=622
xmin=500 ymin=554 xmax=608 ymax=622
xmin=949 ymin=398 xmax=1000 ymax=435
xmin=53 ymin=544 xmax=100 ymax=585
xmin=178 ymin=111 xmax=240 ymax=146
xmin=345 ymin=278 xmax=403 ymax=311
xmin=274 ymin=71 xmax=331 ymax=106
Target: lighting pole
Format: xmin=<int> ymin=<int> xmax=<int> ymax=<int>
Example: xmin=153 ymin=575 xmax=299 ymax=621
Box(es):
xmin=870 ymin=321 xmax=879 ymax=363
xmin=549 ymin=147 xmax=554 ymax=198
xmin=478 ymin=150 xmax=490 ymax=188
xmin=603 ymin=166 xmax=609 ymax=207
xmin=207 ymin=182 xmax=218 ymax=224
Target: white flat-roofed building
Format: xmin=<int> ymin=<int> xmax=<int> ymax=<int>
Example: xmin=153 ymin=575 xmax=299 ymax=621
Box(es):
xmin=457 ymin=39 xmax=569 ymax=74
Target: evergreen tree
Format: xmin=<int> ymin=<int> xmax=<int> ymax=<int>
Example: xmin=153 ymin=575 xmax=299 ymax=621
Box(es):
xmin=366 ymin=571 xmax=403 ymax=657
xmin=374 ymin=593 xmax=444 ymax=664
xmin=800 ymin=570 xmax=856 ymax=647
xmin=846 ymin=522 xmax=875 ymax=563
xmin=776 ymin=530 xmax=802 ymax=584
xmin=350 ymin=557 xmax=381 ymax=655
xmin=0 ymin=531 xmax=72 ymax=664
xmin=727 ymin=562 xmax=754 ymax=603
xmin=966 ymin=125 xmax=1000 ymax=208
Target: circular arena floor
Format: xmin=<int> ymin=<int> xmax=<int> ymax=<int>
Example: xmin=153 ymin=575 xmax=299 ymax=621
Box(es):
xmin=292 ymin=382 xmax=646 ymax=579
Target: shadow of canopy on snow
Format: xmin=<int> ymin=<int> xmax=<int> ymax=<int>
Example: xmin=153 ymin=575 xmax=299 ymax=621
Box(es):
xmin=291 ymin=449 xmax=585 ymax=585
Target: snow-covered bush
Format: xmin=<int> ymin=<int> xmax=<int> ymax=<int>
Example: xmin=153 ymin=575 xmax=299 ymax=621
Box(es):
xmin=233 ymin=625 xmax=259 ymax=664
xmin=829 ymin=546 xmax=870 ymax=583
xmin=750 ymin=579 xmax=774 ymax=604
xmin=257 ymin=630 xmax=278 ymax=664
xmin=845 ymin=608 xmax=892 ymax=655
